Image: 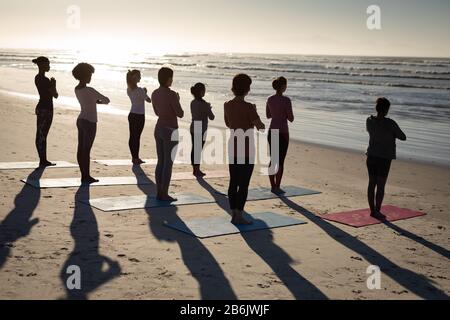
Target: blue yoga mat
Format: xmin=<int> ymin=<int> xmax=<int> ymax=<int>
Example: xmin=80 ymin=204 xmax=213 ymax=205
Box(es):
xmin=217 ymin=185 xmax=320 ymax=200
xmin=165 ymin=211 xmax=307 ymax=238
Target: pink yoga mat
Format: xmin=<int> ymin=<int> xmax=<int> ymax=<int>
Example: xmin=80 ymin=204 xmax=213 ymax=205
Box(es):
xmin=322 ymin=205 xmax=426 ymax=227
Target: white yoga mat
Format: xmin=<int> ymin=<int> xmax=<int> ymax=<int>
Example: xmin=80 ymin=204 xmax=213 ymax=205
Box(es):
xmin=0 ymin=161 xmax=78 ymax=170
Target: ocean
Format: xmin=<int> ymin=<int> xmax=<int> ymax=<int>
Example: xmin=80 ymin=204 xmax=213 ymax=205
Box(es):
xmin=0 ymin=48 xmax=449 ymax=166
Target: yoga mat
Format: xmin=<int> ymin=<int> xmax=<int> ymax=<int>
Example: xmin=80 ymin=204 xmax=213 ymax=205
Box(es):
xmin=82 ymin=193 xmax=215 ymax=211
xmin=216 ymin=185 xmax=320 ymax=201
xmin=94 ymin=159 xmax=184 ymax=166
xmin=169 ymin=170 xmax=229 ymax=180
xmin=165 ymin=211 xmax=307 ymax=238
xmin=21 ymin=176 xmax=155 ymax=189
xmin=322 ymin=205 xmax=427 ymax=227
xmin=21 ymin=171 xmax=229 ymax=189
xmin=0 ymin=161 xmax=78 ymax=170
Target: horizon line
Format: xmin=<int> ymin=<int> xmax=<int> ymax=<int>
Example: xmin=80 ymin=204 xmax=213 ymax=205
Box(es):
xmin=1 ymin=46 xmax=449 ymax=60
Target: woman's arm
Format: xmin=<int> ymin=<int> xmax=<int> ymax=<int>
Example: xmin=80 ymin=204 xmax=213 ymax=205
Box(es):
xmin=394 ymin=121 xmax=407 ymax=141
xmin=286 ymin=99 xmax=294 ymax=122
xmin=143 ymin=87 xmax=151 ymax=103
xmin=50 ymin=78 xmax=58 ymax=99
xmin=172 ymin=91 xmax=184 ymax=118
xmin=250 ymin=104 xmax=265 ymax=131
xmin=266 ymin=101 xmax=272 ymax=119
xmin=93 ymin=88 xmax=110 ymax=104
xmin=207 ymin=103 xmax=215 ymax=120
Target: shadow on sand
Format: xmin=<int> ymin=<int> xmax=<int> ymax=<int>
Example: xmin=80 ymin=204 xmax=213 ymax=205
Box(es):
xmin=280 ymin=197 xmax=449 ymax=299
xmin=59 ymin=184 xmax=121 ymax=300
xmin=196 ymin=177 xmax=328 ymax=299
xmin=0 ymin=168 xmax=44 ymax=270
xmin=132 ymin=165 xmax=237 ymax=299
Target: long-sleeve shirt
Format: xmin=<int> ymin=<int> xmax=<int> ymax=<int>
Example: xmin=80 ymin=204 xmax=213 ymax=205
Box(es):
xmin=190 ymin=99 xmax=215 ymax=133
xmin=151 ymin=86 xmax=184 ymax=129
xmin=366 ymin=116 xmax=406 ymax=159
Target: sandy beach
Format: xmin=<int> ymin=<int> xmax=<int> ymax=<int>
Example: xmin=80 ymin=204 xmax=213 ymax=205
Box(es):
xmin=0 ymin=91 xmax=449 ymax=300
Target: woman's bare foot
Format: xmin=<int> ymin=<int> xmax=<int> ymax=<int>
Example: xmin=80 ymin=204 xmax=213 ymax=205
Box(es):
xmin=157 ymin=194 xmax=177 ymax=202
xmin=370 ymin=210 xmax=386 ymax=219
xmin=231 ymin=210 xmax=253 ymax=225
xmin=39 ymin=160 xmax=56 ymax=167
xmin=81 ymin=176 xmax=99 ymax=184
xmin=132 ymin=158 xmax=145 ymax=165
xmin=271 ymin=188 xmax=285 ymax=194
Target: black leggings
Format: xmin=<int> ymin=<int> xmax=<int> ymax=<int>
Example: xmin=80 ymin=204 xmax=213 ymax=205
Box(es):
xmin=228 ymin=159 xmax=254 ymax=211
xmin=35 ymin=109 xmax=53 ymax=163
xmin=190 ymin=129 xmax=206 ymax=165
xmin=128 ymin=113 xmax=145 ymax=159
xmin=268 ymin=130 xmax=289 ymax=169
xmin=77 ymin=118 xmax=97 ymax=180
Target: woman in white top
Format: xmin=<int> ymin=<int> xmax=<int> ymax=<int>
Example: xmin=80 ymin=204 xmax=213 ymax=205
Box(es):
xmin=126 ymin=70 xmax=151 ymax=165
xmin=72 ymin=63 xmax=110 ymax=184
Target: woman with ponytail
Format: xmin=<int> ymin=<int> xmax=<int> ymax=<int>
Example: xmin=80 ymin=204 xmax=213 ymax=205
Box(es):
xmin=190 ymin=82 xmax=215 ymax=176
xmin=32 ymin=56 xmax=58 ymax=167
xmin=266 ymin=76 xmax=294 ymax=193
xmin=126 ymin=70 xmax=151 ymax=165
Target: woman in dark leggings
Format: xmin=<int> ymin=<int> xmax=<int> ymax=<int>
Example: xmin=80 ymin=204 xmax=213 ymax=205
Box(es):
xmin=190 ymin=82 xmax=215 ymax=176
xmin=266 ymin=76 xmax=294 ymax=193
xmin=126 ymin=70 xmax=151 ymax=165
xmin=72 ymin=63 xmax=110 ymax=184
xmin=32 ymin=56 xmax=58 ymax=167
xmin=366 ymin=97 xmax=406 ymax=218
xmin=224 ymin=74 xmax=265 ymax=225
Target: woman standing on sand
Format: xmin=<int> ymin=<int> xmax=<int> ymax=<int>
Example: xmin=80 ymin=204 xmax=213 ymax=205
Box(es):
xmin=366 ymin=97 xmax=406 ymax=218
xmin=224 ymin=74 xmax=265 ymax=225
xmin=266 ymin=76 xmax=294 ymax=193
xmin=126 ymin=70 xmax=151 ymax=165
xmin=151 ymin=67 xmax=184 ymax=201
xmin=72 ymin=63 xmax=110 ymax=184
xmin=32 ymin=56 xmax=58 ymax=167
xmin=190 ymin=82 xmax=215 ymax=177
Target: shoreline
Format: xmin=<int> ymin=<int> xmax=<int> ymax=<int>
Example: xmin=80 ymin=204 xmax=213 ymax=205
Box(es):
xmin=0 ymin=89 xmax=448 ymax=170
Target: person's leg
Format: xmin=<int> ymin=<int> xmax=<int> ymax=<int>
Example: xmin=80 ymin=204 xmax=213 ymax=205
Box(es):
xmin=76 ymin=119 xmax=86 ymax=179
xmin=275 ymin=134 xmax=289 ymax=191
xmin=232 ymin=161 xmax=254 ymax=225
xmin=135 ymin=114 xmax=145 ymax=161
xmin=228 ymin=162 xmax=238 ymax=213
xmin=367 ymin=175 xmax=377 ymax=214
xmin=375 ymin=159 xmax=391 ymax=214
xmin=83 ymin=121 xmax=97 ymax=181
xmin=267 ymin=130 xmax=277 ymax=190
xmin=78 ymin=120 xmax=97 ymax=183
xmin=154 ymin=127 xmax=164 ymax=197
xmin=366 ymin=156 xmax=377 ymax=214
xmin=128 ymin=113 xmax=136 ymax=159
xmin=159 ymin=128 xmax=178 ymax=200
xmin=36 ymin=110 xmax=54 ymax=165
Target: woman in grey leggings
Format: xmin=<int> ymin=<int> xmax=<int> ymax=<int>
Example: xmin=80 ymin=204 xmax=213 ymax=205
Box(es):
xmin=151 ymin=67 xmax=184 ymax=201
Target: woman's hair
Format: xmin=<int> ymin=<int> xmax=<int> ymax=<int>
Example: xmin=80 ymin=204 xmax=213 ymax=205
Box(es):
xmin=32 ymin=56 xmax=49 ymax=67
xmin=127 ymin=69 xmax=141 ymax=89
xmin=158 ymin=67 xmax=174 ymax=86
xmin=232 ymin=73 xmax=252 ymax=96
xmin=272 ymin=76 xmax=287 ymax=91
xmin=72 ymin=63 xmax=95 ymax=81
xmin=375 ymin=97 xmax=391 ymax=114
xmin=191 ymin=82 xmax=206 ymax=100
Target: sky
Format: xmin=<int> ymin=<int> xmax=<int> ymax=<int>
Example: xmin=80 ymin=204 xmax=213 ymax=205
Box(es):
xmin=0 ymin=0 xmax=449 ymax=57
